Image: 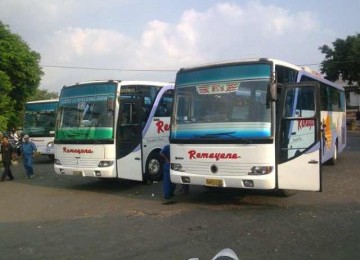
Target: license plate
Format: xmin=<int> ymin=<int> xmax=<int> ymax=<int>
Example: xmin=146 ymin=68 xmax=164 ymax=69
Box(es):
xmin=73 ymin=171 xmax=82 ymax=176
xmin=205 ymin=178 xmax=223 ymax=187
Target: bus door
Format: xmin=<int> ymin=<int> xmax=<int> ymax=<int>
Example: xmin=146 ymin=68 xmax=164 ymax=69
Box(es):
xmin=277 ymin=82 xmax=321 ymax=191
xmin=116 ymin=98 xmax=143 ymax=181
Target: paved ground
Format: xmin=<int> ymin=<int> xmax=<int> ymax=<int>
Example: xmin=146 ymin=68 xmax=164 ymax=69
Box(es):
xmin=0 ymin=132 xmax=359 ymax=259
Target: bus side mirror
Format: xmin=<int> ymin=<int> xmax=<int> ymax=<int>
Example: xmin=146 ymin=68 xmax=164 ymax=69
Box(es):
xmin=107 ymin=97 xmax=115 ymax=111
xmin=269 ymin=83 xmax=277 ymax=101
xmin=266 ymin=83 xmax=277 ymax=108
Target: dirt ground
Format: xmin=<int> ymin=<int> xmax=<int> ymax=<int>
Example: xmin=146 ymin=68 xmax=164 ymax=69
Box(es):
xmin=1 ymin=132 xmax=359 ymax=259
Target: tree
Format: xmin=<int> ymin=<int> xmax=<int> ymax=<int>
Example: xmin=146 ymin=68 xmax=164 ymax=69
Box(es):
xmin=0 ymin=71 xmax=15 ymax=131
xmin=319 ymin=34 xmax=360 ymax=86
xmin=0 ymin=21 xmax=43 ymax=130
xmin=28 ymin=88 xmax=59 ymax=102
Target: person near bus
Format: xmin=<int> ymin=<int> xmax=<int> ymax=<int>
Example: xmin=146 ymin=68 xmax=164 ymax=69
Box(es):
xmin=160 ymin=144 xmax=176 ymax=203
xmin=1 ymin=136 xmax=16 ymax=182
xmin=20 ymin=134 xmax=37 ymax=179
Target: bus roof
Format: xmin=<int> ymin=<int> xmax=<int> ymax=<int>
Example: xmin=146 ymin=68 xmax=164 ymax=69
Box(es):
xmin=298 ymin=70 xmax=344 ymax=91
xmin=177 ymin=58 xmax=343 ymax=91
xmin=177 ymin=58 xmax=301 ymax=71
xmin=63 ymin=80 xmax=174 ymax=88
xmin=26 ymin=99 xmax=59 ymax=104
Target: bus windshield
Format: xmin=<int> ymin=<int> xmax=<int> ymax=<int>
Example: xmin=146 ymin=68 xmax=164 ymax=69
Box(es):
xmin=24 ymin=101 xmax=58 ymax=137
xmin=172 ymin=64 xmax=272 ymax=141
xmin=56 ymin=83 xmax=116 ymax=143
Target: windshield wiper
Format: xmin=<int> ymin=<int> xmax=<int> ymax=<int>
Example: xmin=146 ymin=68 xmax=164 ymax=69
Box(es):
xmin=206 ymin=131 xmax=236 ymax=137
xmin=195 ymin=131 xmax=237 ymax=139
xmin=194 ymin=132 xmax=253 ymax=143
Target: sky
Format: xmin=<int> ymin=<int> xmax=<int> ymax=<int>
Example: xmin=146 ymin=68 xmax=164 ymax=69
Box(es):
xmin=0 ymin=0 xmax=359 ymax=94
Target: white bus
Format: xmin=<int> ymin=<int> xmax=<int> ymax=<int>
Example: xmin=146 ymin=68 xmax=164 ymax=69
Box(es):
xmin=54 ymin=80 xmax=174 ymax=182
xmin=170 ymin=58 xmax=346 ymax=193
xmin=23 ymin=99 xmax=59 ymax=158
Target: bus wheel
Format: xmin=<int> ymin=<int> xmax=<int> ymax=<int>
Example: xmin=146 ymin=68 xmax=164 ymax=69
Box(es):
xmin=277 ymin=189 xmax=297 ymax=197
xmin=145 ymin=152 xmax=164 ymax=182
xmin=328 ymin=140 xmax=338 ymax=165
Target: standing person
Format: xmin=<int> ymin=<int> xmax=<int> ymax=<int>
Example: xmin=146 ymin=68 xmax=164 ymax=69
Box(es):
xmin=1 ymin=136 xmax=16 ymax=182
xmin=159 ymin=144 xmax=176 ymax=204
xmin=20 ymin=134 xmax=37 ymax=179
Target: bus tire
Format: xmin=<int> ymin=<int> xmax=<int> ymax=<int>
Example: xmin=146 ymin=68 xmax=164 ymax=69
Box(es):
xmin=277 ymin=189 xmax=297 ymax=197
xmin=145 ymin=152 xmax=164 ymax=182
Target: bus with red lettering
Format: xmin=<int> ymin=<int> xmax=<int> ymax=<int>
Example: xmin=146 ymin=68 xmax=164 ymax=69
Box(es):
xmin=54 ymin=80 xmax=174 ymax=182
xmin=170 ymin=58 xmax=346 ymax=194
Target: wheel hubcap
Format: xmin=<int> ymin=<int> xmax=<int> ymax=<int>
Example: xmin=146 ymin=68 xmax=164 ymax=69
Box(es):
xmin=148 ymin=159 xmax=160 ymax=176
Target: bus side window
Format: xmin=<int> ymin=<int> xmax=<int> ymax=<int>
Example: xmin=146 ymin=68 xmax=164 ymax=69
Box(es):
xmin=154 ymin=89 xmax=173 ymax=117
xmin=142 ymin=104 xmax=151 ymax=126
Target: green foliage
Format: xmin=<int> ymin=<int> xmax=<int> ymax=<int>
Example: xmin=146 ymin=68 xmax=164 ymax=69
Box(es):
xmin=28 ymin=88 xmax=59 ymax=102
xmin=319 ymin=33 xmax=360 ymax=86
xmin=0 ymin=21 xmax=43 ymax=130
xmin=0 ymin=71 xmax=15 ymax=131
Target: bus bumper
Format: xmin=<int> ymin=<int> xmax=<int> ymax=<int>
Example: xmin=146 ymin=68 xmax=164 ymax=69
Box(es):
xmin=54 ymin=165 xmax=116 ymax=178
xmin=170 ymin=170 xmax=276 ymax=189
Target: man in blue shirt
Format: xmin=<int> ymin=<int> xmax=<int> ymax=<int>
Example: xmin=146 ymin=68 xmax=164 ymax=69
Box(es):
xmin=160 ymin=144 xmax=176 ymax=203
xmin=20 ymin=134 xmax=37 ymax=179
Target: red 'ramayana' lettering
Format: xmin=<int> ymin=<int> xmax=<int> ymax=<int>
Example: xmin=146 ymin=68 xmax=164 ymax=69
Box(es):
xmin=63 ymin=147 xmax=93 ymax=154
xmin=298 ymin=119 xmax=314 ymax=130
xmin=188 ymin=150 xmax=239 ymax=161
xmin=156 ymin=120 xmax=170 ymax=133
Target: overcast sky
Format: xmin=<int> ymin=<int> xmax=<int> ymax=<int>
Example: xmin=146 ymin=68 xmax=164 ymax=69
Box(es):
xmin=0 ymin=0 xmax=359 ymax=93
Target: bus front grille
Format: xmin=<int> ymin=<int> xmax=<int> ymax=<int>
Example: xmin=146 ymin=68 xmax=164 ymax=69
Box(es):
xmin=182 ymin=161 xmax=254 ymax=176
xmin=59 ymin=158 xmax=100 ymax=168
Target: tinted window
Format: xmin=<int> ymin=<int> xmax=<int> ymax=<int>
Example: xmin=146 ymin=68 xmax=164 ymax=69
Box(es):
xmin=154 ymin=90 xmax=174 ymax=117
xmin=276 ymin=65 xmax=298 ymax=83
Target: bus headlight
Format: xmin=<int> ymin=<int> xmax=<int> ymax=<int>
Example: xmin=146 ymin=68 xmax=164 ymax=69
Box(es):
xmin=248 ymin=166 xmax=273 ymax=175
xmin=171 ymin=163 xmax=185 ymax=172
xmin=47 ymin=141 xmax=54 ymax=148
xmin=54 ymin=159 xmax=61 ymax=165
xmin=98 ymin=161 xmax=114 ymax=167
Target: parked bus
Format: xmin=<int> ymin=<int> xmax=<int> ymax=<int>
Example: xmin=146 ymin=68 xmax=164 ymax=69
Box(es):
xmin=54 ymin=80 xmax=174 ymax=182
xmin=23 ymin=99 xmax=59 ymax=158
xmin=170 ymin=58 xmax=346 ymax=193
